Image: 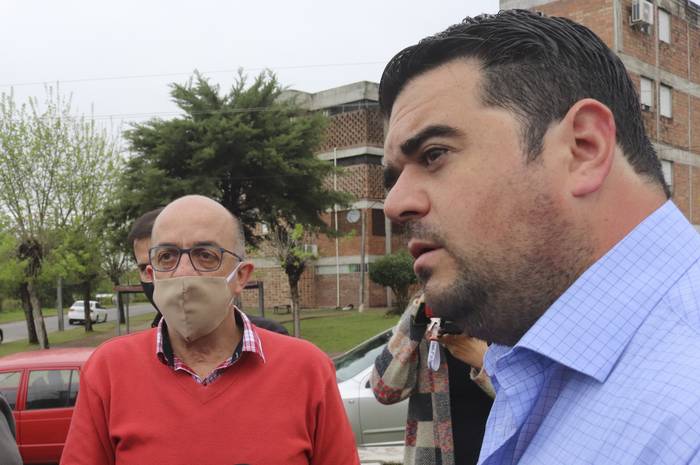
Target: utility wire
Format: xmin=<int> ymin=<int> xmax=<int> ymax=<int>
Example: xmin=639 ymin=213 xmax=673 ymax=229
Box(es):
xmin=0 ymin=61 xmax=384 ymax=88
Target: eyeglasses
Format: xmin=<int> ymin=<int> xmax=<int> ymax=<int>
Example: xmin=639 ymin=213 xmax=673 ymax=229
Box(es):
xmin=148 ymin=245 xmax=243 ymax=272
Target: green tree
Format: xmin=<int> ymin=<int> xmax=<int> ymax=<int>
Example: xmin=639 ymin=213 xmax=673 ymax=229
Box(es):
xmin=369 ymin=250 xmax=417 ymax=314
xmin=0 ymin=89 xmax=121 ymax=346
xmin=110 ymin=70 xmax=350 ymax=247
xmin=0 ymin=222 xmax=25 ymax=312
xmin=268 ymin=223 xmax=316 ymax=337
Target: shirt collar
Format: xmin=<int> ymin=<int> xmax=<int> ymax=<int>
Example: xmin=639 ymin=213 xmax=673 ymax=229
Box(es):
xmin=156 ymin=305 xmax=266 ymax=364
xmin=504 ymin=201 xmax=700 ymax=382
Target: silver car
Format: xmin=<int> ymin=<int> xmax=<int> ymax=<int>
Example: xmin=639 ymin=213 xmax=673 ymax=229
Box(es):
xmin=334 ymin=329 xmax=408 ymax=446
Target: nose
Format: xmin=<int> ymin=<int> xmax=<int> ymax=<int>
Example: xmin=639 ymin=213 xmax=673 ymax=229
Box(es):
xmin=383 ymin=166 xmax=429 ymax=224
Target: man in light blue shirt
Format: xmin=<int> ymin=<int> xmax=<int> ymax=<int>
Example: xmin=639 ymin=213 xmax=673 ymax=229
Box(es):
xmin=380 ymin=9 xmax=700 ymax=465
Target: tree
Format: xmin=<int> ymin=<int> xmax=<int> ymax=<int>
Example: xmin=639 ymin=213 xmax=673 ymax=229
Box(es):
xmin=110 ymin=70 xmax=350 ymax=247
xmin=0 ymin=88 xmax=121 ymax=346
xmin=369 ymin=251 xmax=417 ymax=314
xmin=268 ymin=223 xmax=315 ymax=337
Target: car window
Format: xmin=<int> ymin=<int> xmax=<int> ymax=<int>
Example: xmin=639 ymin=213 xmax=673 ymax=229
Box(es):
xmin=334 ymin=331 xmax=392 ymax=383
xmin=0 ymin=371 xmax=22 ymax=410
xmin=26 ymin=369 xmax=79 ymax=410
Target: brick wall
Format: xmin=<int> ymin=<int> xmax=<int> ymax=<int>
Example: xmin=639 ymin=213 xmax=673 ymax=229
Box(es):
xmin=318 ymin=107 xmax=384 ymax=152
xmin=315 ymin=274 xmax=388 ymax=308
xmin=241 ymin=265 xmax=316 ymax=312
xmin=622 ymin=0 xmax=657 ymax=63
xmin=692 ymin=27 xmax=700 ymax=84
xmin=535 ymin=0 xmax=614 ymax=45
xmin=693 ymin=96 xmax=700 ymax=154
xmin=673 ymin=162 xmax=692 ymax=219
xmin=658 ymin=11 xmax=690 ymax=78
xmin=658 ymin=88 xmax=690 ymax=149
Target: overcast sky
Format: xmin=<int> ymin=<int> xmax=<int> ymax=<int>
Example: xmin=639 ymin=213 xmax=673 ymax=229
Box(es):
xmin=1 ymin=0 xmax=499 ymax=133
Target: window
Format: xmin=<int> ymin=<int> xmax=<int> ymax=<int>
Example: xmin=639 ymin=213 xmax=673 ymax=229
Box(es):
xmin=640 ymin=77 xmax=654 ymax=109
xmin=0 ymin=371 xmax=21 ymax=410
xmin=661 ymin=159 xmax=674 ymax=192
xmin=658 ymin=9 xmax=671 ymax=43
xmin=372 ymin=209 xmax=386 ymax=237
xmin=26 ymin=369 xmax=80 ymax=410
xmin=660 ymin=84 xmax=672 ymax=118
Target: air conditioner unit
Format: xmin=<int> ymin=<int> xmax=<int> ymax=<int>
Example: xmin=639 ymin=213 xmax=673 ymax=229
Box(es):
xmin=631 ymin=0 xmax=654 ymax=26
xmin=641 ymin=103 xmax=651 ymax=111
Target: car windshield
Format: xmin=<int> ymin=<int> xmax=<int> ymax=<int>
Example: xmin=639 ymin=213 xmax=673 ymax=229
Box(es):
xmin=334 ymin=330 xmax=392 ymax=383
xmin=72 ymin=301 xmax=83 ymax=307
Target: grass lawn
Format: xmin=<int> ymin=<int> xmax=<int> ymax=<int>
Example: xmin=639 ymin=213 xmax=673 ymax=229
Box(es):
xmin=0 ymin=308 xmax=400 ymax=358
xmin=277 ymin=308 xmax=400 ymax=355
xmin=0 ymin=308 xmax=59 ymax=325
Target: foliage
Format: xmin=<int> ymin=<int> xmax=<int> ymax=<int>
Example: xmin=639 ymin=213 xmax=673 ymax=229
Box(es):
xmin=369 ymin=250 xmax=417 ymax=314
xmin=0 ymin=224 xmax=26 ymax=311
xmin=110 ymin=70 xmax=351 ymax=248
xmin=0 ymin=88 xmax=122 ymax=343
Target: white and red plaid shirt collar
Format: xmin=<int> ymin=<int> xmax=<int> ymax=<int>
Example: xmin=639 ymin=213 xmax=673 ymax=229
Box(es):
xmin=155 ymin=305 xmax=265 ymax=384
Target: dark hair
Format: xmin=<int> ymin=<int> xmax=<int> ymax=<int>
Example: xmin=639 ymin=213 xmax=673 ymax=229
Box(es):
xmin=127 ymin=207 xmax=164 ymax=249
xmin=379 ymin=9 xmax=669 ymax=197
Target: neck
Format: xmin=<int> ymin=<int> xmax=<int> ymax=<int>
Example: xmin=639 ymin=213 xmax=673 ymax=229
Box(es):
xmin=168 ymin=310 xmax=242 ymax=377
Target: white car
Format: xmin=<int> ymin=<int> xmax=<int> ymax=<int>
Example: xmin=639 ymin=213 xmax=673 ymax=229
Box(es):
xmin=334 ymin=329 xmax=408 ymax=446
xmin=67 ymin=300 xmax=108 ymax=325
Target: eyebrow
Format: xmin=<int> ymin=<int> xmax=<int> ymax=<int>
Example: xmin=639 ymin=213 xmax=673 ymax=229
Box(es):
xmin=383 ymin=124 xmax=463 ymax=190
xmin=153 ymin=241 xmax=222 ymax=248
xmin=399 ymin=124 xmax=462 ymax=157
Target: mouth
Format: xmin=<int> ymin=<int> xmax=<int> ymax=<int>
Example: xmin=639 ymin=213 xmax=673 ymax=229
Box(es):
xmin=408 ymin=240 xmax=443 ymax=274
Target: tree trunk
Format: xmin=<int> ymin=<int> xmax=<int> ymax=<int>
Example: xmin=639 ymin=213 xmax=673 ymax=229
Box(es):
xmin=289 ymin=277 xmax=301 ymax=338
xmin=20 ymin=282 xmax=38 ymax=344
xmin=83 ymin=282 xmax=93 ymax=332
xmin=27 ymin=280 xmax=49 ymax=349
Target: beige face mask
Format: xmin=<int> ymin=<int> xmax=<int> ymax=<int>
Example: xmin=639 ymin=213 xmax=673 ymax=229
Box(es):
xmin=153 ymin=263 xmax=242 ymax=343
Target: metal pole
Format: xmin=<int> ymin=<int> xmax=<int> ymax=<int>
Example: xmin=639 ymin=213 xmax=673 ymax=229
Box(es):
xmin=334 ymin=147 xmax=340 ymax=308
xmin=359 ymin=208 xmax=366 ymax=312
xmin=258 ymin=282 xmax=265 ymax=318
xmin=116 ymin=291 xmax=122 ymax=336
xmin=125 ymin=294 xmax=130 ymax=334
xmin=57 ymin=277 xmax=64 ymax=331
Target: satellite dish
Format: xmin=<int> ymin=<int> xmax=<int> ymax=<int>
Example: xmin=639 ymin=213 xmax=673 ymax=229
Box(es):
xmin=346 ymin=209 xmax=361 ymax=224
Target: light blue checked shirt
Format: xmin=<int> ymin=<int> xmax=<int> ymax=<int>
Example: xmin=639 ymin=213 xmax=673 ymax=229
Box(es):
xmin=479 ymin=201 xmax=700 ymax=465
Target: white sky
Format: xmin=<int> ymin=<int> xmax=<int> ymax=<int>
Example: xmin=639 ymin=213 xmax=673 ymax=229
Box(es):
xmin=1 ymin=0 xmax=499 ymax=133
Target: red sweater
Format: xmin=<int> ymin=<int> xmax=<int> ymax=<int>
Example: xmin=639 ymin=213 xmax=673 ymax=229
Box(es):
xmin=60 ymin=328 xmax=359 ymax=465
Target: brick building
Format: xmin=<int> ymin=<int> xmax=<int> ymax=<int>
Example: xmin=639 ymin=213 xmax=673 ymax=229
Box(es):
xmin=242 ymin=82 xmax=404 ymax=311
xmin=500 ymin=0 xmax=700 ymax=228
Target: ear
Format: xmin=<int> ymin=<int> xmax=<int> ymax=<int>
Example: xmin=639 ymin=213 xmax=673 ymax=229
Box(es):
xmin=563 ymin=98 xmax=616 ymax=197
xmin=231 ymin=261 xmax=255 ymax=294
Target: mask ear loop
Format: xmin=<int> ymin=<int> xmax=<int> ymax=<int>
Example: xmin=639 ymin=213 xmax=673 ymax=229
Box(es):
xmin=226 ymin=261 xmax=243 ymax=283
xmin=225 ymin=261 xmax=244 ymax=308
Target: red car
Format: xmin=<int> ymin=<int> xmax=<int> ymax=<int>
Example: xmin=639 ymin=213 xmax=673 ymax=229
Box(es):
xmin=0 ymin=348 xmax=94 ymax=464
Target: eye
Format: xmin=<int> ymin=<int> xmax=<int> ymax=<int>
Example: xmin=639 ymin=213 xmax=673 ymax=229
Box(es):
xmin=422 ymin=147 xmax=447 ymax=166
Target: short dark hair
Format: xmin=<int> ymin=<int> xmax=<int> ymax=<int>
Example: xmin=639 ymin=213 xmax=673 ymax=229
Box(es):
xmin=379 ymin=9 xmax=669 ymax=197
xmin=127 ymin=207 xmax=164 ymax=249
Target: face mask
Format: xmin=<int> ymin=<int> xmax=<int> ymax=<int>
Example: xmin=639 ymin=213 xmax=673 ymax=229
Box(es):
xmin=153 ymin=262 xmax=242 ymax=343
xmin=140 ymin=281 xmax=158 ymax=310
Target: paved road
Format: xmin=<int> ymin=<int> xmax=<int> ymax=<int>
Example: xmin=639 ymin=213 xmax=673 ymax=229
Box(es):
xmin=0 ymin=303 xmax=157 ymax=344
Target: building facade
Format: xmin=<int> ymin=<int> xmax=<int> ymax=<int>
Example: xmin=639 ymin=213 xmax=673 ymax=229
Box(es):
xmin=242 ymin=82 xmax=404 ymax=311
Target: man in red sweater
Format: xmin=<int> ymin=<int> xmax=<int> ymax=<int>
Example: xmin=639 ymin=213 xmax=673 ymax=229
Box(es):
xmin=61 ymin=195 xmax=360 ymax=465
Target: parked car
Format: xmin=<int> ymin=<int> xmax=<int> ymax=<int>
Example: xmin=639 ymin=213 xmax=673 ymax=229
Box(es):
xmin=334 ymin=328 xmax=408 ymax=446
xmin=67 ymin=300 xmax=108 ymax=325
xmin=0 ymin=348 xmax=94 ymax=464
